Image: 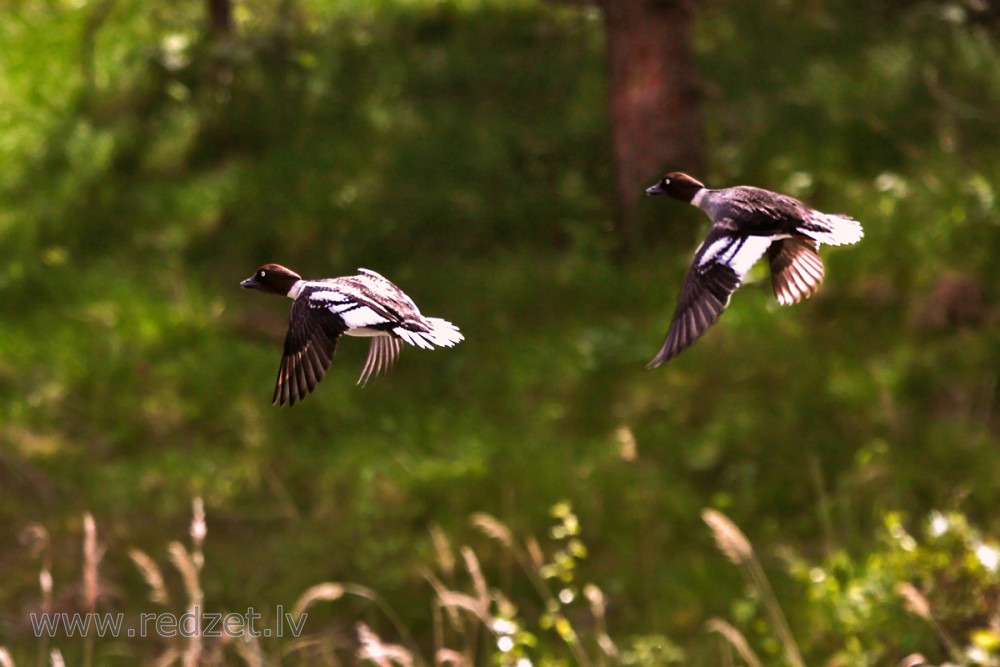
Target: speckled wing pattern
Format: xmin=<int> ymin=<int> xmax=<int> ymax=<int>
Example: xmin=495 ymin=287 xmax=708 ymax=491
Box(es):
xmin=648 ymin=227 xmax=774 ymax=368
xmin=331 ymin=270 xmax=423 ymax=325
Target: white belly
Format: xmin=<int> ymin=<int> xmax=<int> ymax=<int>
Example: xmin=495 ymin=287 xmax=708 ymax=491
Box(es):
xmin=345 ymin=327 xmax=391 ymax=338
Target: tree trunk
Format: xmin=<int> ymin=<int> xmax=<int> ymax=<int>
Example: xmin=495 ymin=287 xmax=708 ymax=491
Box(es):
xmin=596 ymin=0 xmax=704 ymax=251
xmin=206 ymin=0 xmax=233 ymax=35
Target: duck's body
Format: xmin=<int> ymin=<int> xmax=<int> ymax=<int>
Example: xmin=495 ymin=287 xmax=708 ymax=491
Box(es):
xmin=645 ymin=172 xmax=863 ymax=367
xmin=241 ymin=264 xmax=463 ymax=406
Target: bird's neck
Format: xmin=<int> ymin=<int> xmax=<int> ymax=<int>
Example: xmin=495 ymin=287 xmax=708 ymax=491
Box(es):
xmin=287 ymin=280 xmax=306 ymax=299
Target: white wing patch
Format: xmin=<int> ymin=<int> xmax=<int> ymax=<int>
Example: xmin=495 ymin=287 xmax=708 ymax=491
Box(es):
xmin=701 ymin=235 xmax=775 ymax=278
xmin=309 ymin=289 xmax=393 ymax=330
xmin=697 ymin=238 xmax=733 ymax=267
xmin=338 ymin=305 xmax=393 ymax=330
xmin=308 ymin=289 xmax=352 ymax=303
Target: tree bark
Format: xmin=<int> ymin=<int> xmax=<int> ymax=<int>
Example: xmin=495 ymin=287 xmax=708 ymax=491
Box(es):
xmin=596 ymin=0 xmax=704 ymax=251
xmin=206 ymin=0 xmax=233 ymax=35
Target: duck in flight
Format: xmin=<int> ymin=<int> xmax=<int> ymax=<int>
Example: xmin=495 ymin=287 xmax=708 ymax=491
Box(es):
xmin=645 ymin=172 xmax=863 ymax=368
xmin=241 ymin=264 xmax=463 ymax=406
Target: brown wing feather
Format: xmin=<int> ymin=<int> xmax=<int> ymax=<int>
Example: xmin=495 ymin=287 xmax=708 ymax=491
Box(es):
xmin=767 ymin=238 xmax=825 ymax=306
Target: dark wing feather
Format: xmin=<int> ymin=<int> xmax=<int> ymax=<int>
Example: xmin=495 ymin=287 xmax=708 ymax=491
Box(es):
xmin=273 ymin=298 xmax=347 ymax=406
xmin=647 ymin=262 xmax=741 ymax=368
xmin=648 ymin=228 xmax=772 ymax=368
xmin=767 ymin=237 xmax=825 ymax=306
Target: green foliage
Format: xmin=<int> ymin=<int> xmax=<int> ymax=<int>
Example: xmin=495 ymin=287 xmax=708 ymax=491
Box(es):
xmin=1 ymin=0 xmax=999 ymax=664
xmin=787 ymin=511 xmax=1000 ymax=665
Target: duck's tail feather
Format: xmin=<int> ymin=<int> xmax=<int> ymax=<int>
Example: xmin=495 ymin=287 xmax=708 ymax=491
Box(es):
xmin=800 ymin=213 xmax=864 ymax=247
xmin=394 ymin=317 xmax=464 ymax=350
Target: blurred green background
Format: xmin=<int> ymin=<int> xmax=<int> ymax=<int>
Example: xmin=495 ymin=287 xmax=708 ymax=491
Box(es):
xmin=1 ymin=0 xmax=999 ymax=664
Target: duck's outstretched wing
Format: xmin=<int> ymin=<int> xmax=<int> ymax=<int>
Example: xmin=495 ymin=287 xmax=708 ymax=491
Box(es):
xmin=648 ymin=228 xmax=773 ymax=368
xmin=273 ymin=296 xmax=347 ymax=406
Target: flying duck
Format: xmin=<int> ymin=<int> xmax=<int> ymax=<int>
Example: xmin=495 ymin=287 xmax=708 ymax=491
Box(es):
xmin=645 ymin=172 xmax=863 ymax=367
xmin=241 ymin=264 xmax=463 ymax=405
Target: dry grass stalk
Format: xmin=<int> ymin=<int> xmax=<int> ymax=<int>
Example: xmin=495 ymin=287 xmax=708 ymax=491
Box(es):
xmin=468 ymin=515 xmax=593 ymax=667
xmin=81 ymin=514 xmax=101 ymax=667
xmin=47 ymin=650 xmax=64 ymax=667
xmin=282 ymin=635 xmax=341 ymax=662
xmin=895 ymin=582 xmax=931 ymax=620
xmin=182 ymin=498 xmax=206 ymax=667
xmin=0 ymin=648 xmax=14 ymax=667
xmin=430 ymin=524 xmax=456 ymax=579
xmin=584 ymin=584 xmax=618 ymax=661
xmin=420 ymin=567 xmax=461 ymax=628
xmin=153 ymin=647 xmax=181 ymax=667
xmin=21 ymin=524 xmax=52 ymax=604
xmin=129 ymin=548 xmax=170 ymax=606
xmin=807 ymin=454 xmax=834 ymax=558
xmin=526 ymin=536 xmax=545 ymax=570
xmin=168 ymin=539 xmax=204 ymax=667
xmin=583 ymin=584 xmax=605 ymax=619
xmin=189 ymin=497 xmax=206 ymax=570
xmin=39 ymin=570 xmax=53 ymax=607
xmin=460 ymin=547 xmax=490 ymax=614
xmin=21 ymin=523 xmax=53 ymax=667
xmin=469 ymin=513 xmax=513 ymax=548
xmin=168 ymin=542 xmax=203 ymax=611
xmin=431 ymin=603 xmax=446 ymax=665
xmin=291 ymin=582 xmax=345 ymax=620
xmin=895 ymin=583 xmax=961 ymax=661
xmin=333 ymin=584 xmax=421 ymax=657
xmin=615 ymin=424 xmax=638 ymax=462
xmin=897 ymin=654 xmax=926 ymax=667
xmin=435 ymin=648 xmax=466 ymax=666
xmin=702 ymin=509 xmax=753 ymax=566
xmin=720 ymin=645 xmax=734 ymax=667
xmin=357 ymin=622 xmax=414 ymax=667
xmin=706 ymin=618 xmax=764 ymax=667
xmin=702 ymin=510 xmax=804 ymax=667
xmin=232 ymin=633 xmax=265 ymax=667
xmin=747 ymin=555 xmax=804 ymax=667
xmin=82 ymin=513 xmax=100 ymax=612
xmin=20 ymin=524 xmax=49 ymax=557
xmin=437 ymin=591 xmax=490 ymax=624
